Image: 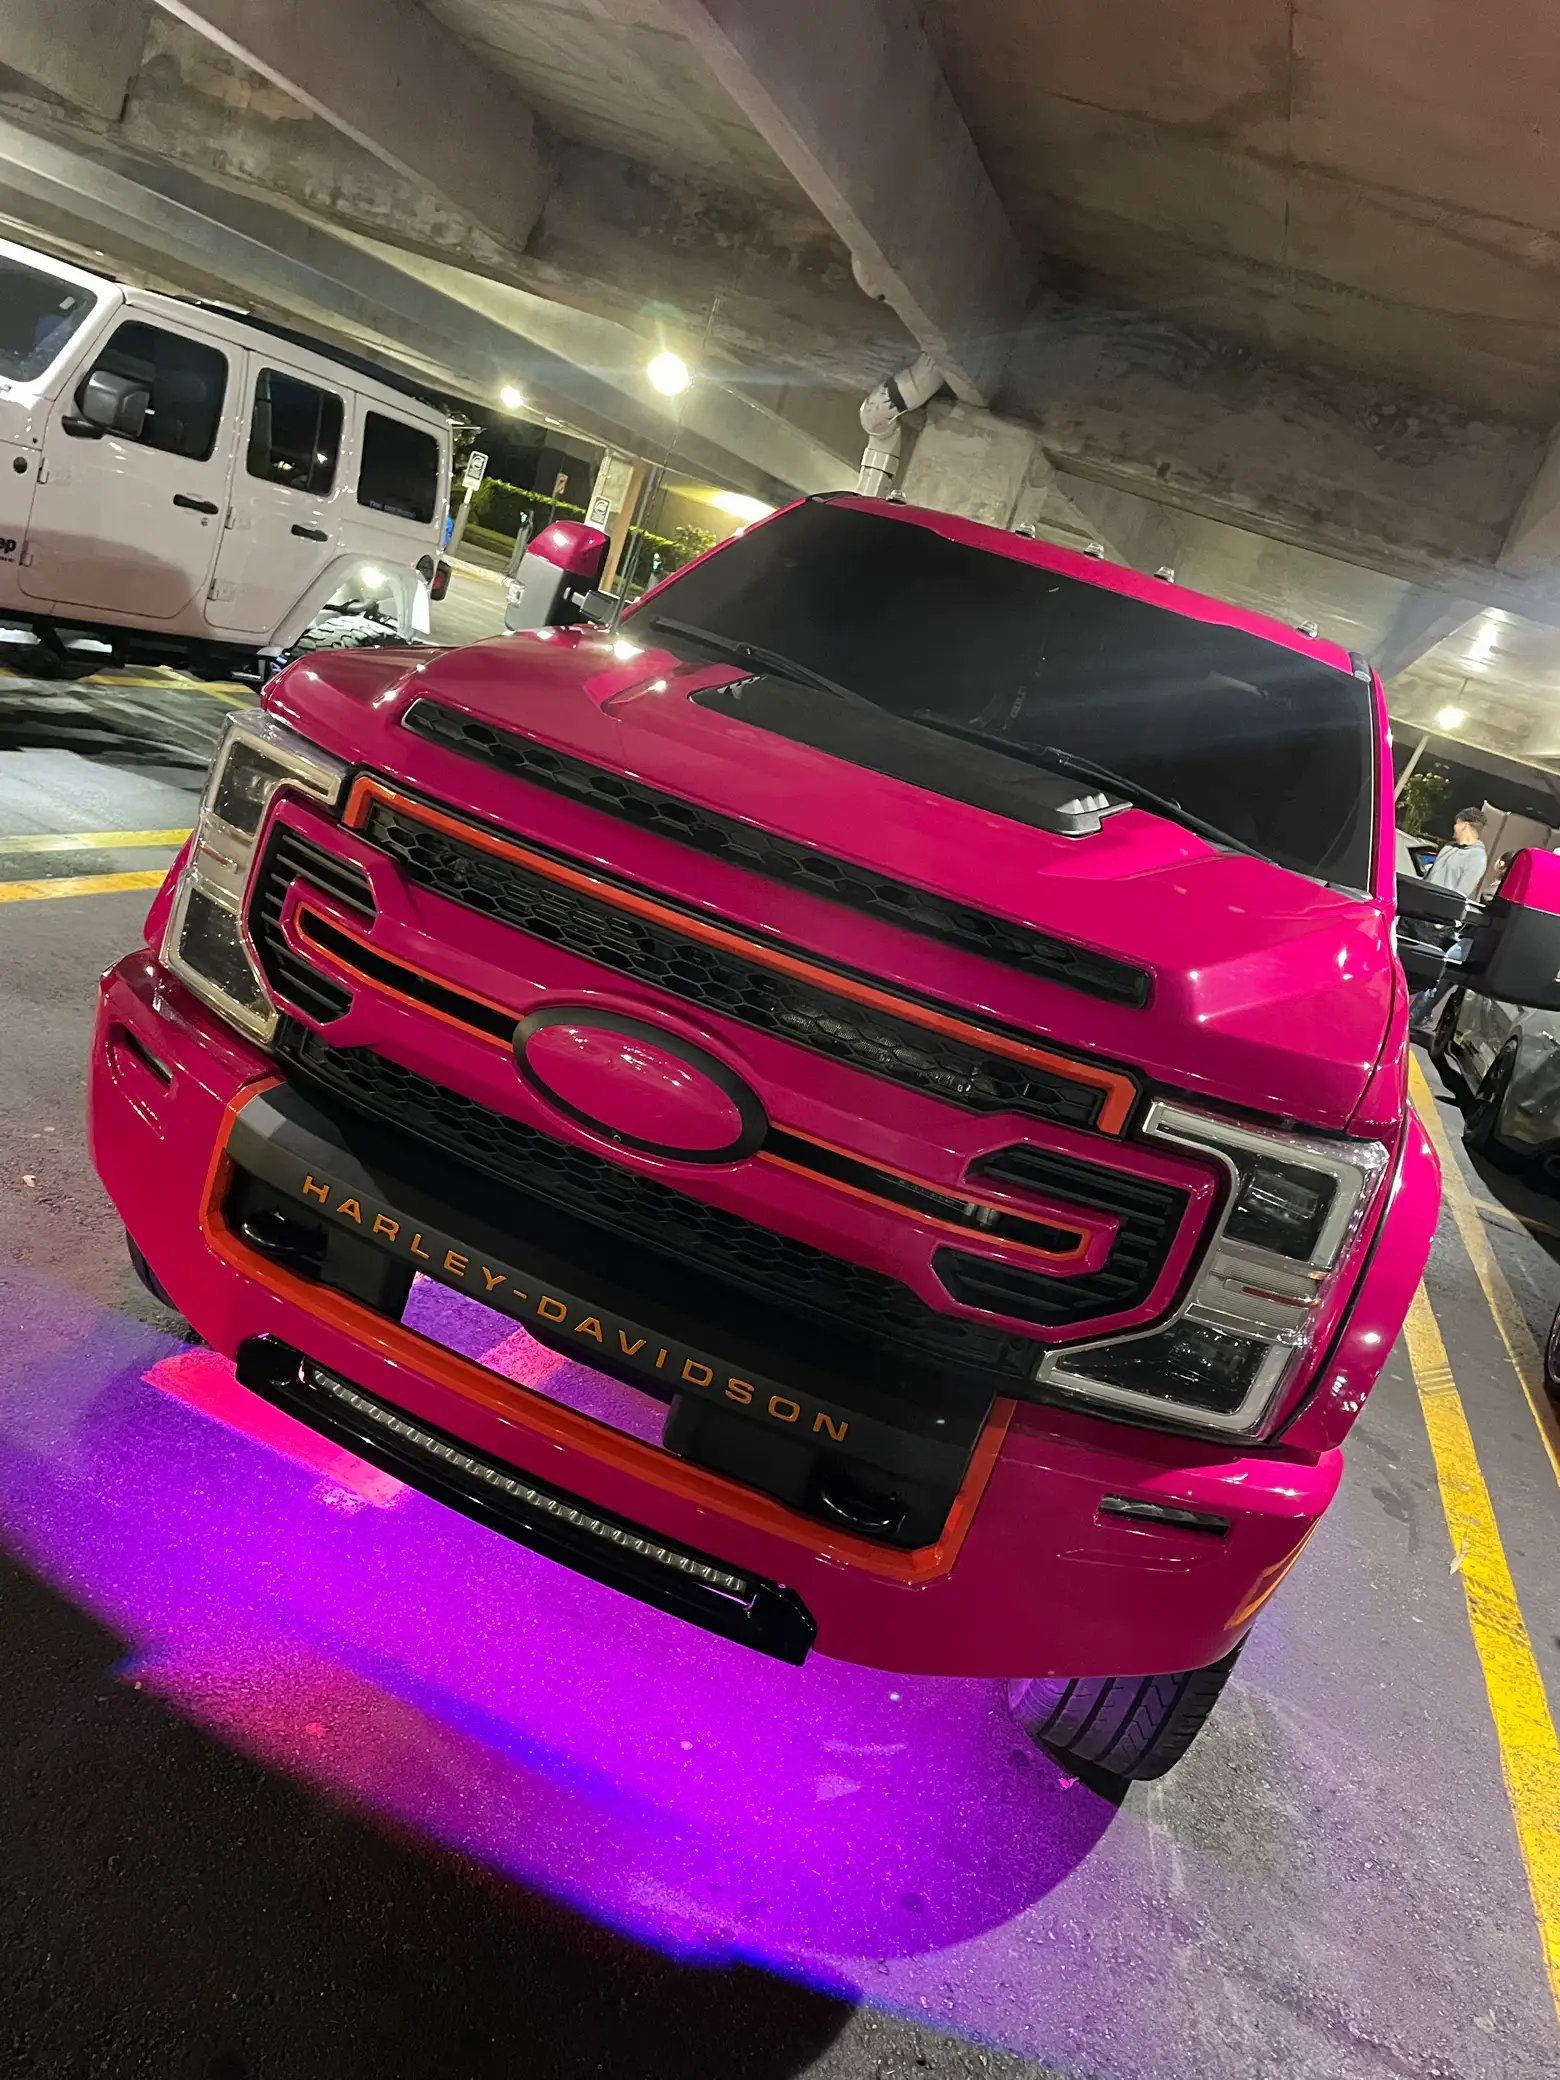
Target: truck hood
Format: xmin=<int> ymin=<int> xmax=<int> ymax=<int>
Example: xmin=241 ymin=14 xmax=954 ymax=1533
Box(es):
xmin=267 ymin=634 xmax=1396 ymax=1134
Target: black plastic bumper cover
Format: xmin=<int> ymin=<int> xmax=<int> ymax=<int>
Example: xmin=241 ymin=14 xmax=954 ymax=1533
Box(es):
xmin=235 ymin=1335 xmax=818 ymax=1664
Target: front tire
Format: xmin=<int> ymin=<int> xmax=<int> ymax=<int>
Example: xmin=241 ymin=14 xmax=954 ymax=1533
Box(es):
xmin=1464 ymin=1045 xmax=1524 ymax=1170
xmin=1009 ymin=1641 xmax=1243 ymax=1781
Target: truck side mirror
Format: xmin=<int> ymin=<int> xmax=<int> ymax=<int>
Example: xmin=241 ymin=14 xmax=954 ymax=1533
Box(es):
xmin=1456 ymin=849 xmax=1560 ymax=1008
xmin=1395 ymin=873 xmax=1465 ymax=994
xmin=74 ymin=368 xmax=150 ymax=439
xmin=430 ymin=558 xmax=452 ymax=602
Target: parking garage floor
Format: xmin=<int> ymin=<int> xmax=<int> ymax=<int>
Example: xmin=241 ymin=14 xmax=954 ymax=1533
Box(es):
xmin=3 ymin=660 xmax=1560 ymax=2080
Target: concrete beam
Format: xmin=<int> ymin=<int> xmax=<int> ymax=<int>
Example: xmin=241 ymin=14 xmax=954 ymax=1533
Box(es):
xmin=1371 ymin=589 xmax=1484 ymax=681
xmin=152 ymin=0 xmax=547 ymax=251
xmin=0 ymin=117 xmax=848 ymax=501
xmin=0 ymin=0 xmax=149 ymax=119
xmin=1500 ymin=427 xmax=1560 ymax=580
xmin=661 ymin=0 xmax=1028 ymax=403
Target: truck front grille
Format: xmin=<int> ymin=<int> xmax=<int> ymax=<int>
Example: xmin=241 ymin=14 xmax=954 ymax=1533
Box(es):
xmin=249 ymin=827 xmax=374 ymax=1025
xmin=273 ymin=1025 xmax=1186 ymax=1353
xmin=350 ymin=786 xmax=1131 ymax=1136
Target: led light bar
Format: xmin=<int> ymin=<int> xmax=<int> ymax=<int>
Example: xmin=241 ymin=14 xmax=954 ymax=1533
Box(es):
xmin=309 ymin=1368 xmax=754 ymax=1600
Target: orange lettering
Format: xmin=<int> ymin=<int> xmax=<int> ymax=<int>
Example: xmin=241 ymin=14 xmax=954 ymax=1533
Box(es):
xmin=813 ymin=1412 xmax=849 ymax=1443
xmin=681 ymin=1359 xmax=713 ymax=1387
xmin=372 ymin=1214 xmax=399 ymax=1240
xmin=335 ymin=1198 xmax=363 ymax=1224
xmin=481 ymin=1267 xmax=507 ymax=1293
xmin=574 ymin=1316 xmax=603 ymax=1342
xmin=409 ymin=1232 xmax=431 ymax=1261
xmin=725 ymin=1378 xmax=754 ymax=1405
xmin=301 ymin=1174 xmax=329 ymax=1204
xmin=655 ymin=1348 xmax=668 ymax=1369
xmin=768 ymin=1395 xmax=801 ymax=1424
xmin=538 ymin=1296 xmax=567 ymax=1323
xmin=618 ymin=1332 xmax=646 ymax=1357
xmin=443 ymin=1250 xmax=468 ymax=1278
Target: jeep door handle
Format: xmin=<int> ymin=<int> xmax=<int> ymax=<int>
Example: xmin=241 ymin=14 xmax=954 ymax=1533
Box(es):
xmin=172 ymin=494 xmax=220 ymax=514
xmin=290 ymin=524 xmax=328 ymax=541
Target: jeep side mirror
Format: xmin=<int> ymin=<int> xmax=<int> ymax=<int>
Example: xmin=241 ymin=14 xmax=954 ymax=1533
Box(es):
xmin=1457 ymin=849 xmax=1560 ymax=1008
xmin=76 ymin=368 xmax=150 ymax=438
xmin=430 ymin=558 xmax=452 ymax=602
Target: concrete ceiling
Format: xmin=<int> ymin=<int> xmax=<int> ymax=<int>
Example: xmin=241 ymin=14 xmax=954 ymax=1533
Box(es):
xmin=4 ymin=0 xmax=1560 ymax=777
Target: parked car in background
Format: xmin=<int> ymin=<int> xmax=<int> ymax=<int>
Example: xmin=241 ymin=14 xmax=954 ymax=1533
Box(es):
xmin=0 ymin=235 xmax=451 ymax=680
xmin=1430 ymin=986 xmax=1560 ymax=1175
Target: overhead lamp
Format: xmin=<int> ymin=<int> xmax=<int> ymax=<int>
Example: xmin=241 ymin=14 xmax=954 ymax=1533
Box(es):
xmin=708 ymin=491 xmax=775 ymax=525
xmin=359 ymin=565 xmax=386 ymax=591
xmin=647 ymin=351 xmax=691 ymax=397
xmin=500 ymin=384 xmax=525 ymax=411
xmin=1436 ymin=705 xmax=1466 ymax=731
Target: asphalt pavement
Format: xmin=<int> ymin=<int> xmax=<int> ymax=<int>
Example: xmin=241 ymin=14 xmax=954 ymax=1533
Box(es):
xmin=2 ymin=648 xmax=1559 ymax=2079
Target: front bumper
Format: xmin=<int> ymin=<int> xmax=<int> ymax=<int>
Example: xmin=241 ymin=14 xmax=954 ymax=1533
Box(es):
xmin=90 ymin=950 xmax=1344 ymax=1679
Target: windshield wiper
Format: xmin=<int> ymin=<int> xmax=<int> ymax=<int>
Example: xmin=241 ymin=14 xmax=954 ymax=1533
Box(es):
xmin=908 ymin=714 xmax=1264 ymax=860
xmin=645 ymin=616 xmax=872 ymax=708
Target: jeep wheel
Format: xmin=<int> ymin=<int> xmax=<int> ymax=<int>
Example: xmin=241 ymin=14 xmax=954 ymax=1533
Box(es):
xmin=1464 ymin=1046 xmax=1524 ymax=1171
xmin=1009 ymin=1640 xmax=1243 ymax=1782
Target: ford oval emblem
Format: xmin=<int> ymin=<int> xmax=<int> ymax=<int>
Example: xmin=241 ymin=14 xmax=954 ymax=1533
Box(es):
xmin=515 ymin=1008 xmax=766 ymax=1163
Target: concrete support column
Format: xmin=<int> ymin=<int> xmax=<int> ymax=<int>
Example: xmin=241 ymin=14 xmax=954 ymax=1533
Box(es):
xmin=0 ymin=0 xmax=150 ymax=117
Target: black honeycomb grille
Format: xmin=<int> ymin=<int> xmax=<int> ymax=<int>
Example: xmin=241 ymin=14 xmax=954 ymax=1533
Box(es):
xmin=249 ymin=826 xmax=375 ymax=1025
xmin=403 ymin=698 xmax=1150 ymax=1008
xmin=359 ymin=796 xmax=1118 ymax=1134
xmin=943 ymin=1145 xmax=1190 ymax=1326
xmin=273 ymin=1029 xmax=1190 ymax=1350
xmin=273 ymin=1028 xmax=1043 ymax=1376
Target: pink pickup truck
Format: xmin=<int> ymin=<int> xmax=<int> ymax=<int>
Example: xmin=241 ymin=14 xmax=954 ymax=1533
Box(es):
xmin=93 ymin=493 xmax=1505 ymax=1779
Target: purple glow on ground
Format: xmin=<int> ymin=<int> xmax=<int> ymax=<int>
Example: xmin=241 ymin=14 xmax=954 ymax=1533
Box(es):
xmin=8 ymin=1266 xmax=1538 ymax=2074
xmin=0 ymin=1268 xmax=1132 ymax=2055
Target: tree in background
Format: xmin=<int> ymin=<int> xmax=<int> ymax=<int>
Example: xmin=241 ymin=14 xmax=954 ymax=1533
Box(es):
xmin=1397 ymin=768 xmax=1449 ymax=836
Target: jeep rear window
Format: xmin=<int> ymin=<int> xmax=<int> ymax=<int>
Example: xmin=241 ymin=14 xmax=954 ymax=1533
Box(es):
xmin=0 ymin=257 xmax=97 ymax=383
xmin=630 ymin=500 xmax=1376 ymax=890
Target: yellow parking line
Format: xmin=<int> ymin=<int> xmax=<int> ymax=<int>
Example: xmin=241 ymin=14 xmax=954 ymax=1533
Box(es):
xmin=0 ymin=870 xmax=166 ymax=901
xmin=1406 ymin=1283 xmax=1560 ymax=2023
xmin=0 ymin=828 xmax=190 ymax=855
xmin=1410 ymin=1054 xmax=1560 ymax=1487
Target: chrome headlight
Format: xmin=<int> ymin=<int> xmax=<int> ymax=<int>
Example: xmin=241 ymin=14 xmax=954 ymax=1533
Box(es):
xmin=162 ymin=711 xmax=347 ymax=1042
xmin=1037 ymin=1100 xmax=1390 ymax=1437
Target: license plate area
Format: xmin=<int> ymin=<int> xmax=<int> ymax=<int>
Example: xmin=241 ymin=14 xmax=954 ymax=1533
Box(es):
xmin=222 ymin=1083 xmax=994 ymax=1549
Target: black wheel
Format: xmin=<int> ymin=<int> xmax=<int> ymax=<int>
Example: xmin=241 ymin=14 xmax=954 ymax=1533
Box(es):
xmin=126 ymin=1233 xmax=182 ymax=1316
xmin=1464 ymin=1045 xmax=1525 ymax=1170
xmin=1009 ymin=1639 xmax=1243 ymax=1782
xmin=1427 ymin=991 xmax=1463 ymax=1083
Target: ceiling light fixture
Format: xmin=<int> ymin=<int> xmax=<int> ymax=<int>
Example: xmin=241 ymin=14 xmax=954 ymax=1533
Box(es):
xmin=1435 ymin=705 xmax=1466 ymax=732
xmin=500 ymin=384 xmax=525 ymax=411
xmin=647 ymin=351 xmax=691 ymax=397
xmin=708 ymin=491 xmax=775 ymax=525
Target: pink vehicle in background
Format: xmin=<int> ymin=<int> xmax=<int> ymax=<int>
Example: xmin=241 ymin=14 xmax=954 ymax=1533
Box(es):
xmin=93 ymin=492 xmax=1496 ymax=1780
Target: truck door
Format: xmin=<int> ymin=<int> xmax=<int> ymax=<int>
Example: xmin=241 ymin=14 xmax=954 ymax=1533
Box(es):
xmin=206 ymin=360 xmax=345 ymax=637
xmin=21 ymin=317 xmax=233 ymax=620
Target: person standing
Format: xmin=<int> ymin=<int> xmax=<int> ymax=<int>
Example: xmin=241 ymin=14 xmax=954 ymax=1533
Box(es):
xmin=1425 ymin=808 xmax=1488 ymax=898
xmin=1409 ymin=807 xmax=1489 ymax=1038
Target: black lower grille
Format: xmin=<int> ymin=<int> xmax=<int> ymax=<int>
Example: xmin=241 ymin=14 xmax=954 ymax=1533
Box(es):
xmin=358 ymin=795 xmax=1118 ymax=1134
xmin=250 ymin=826 xmax=375 ymax=1025
xmin=274 ymin=1027 xmax=1190 ymax=1355
xmin=403 ymin=697 xmax=1150 ymax=1007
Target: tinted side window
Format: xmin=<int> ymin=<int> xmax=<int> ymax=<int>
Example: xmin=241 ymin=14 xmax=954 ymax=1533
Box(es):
xmin=358 ymin=412 xmax=440 ymax=524
xmin=0 ymin=259 xmax=97 ymax=382
xmin=247 ymin=368 xmax=343 ymax=494
xmin=79 ymin=321 xmax=227 ymax=461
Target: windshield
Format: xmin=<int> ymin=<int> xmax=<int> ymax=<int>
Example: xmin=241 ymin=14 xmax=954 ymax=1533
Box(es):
xmin=0 ymin=256 xmax=99 ymax=384
xmin=629 ymin=500 xmax=1376 ymax=890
